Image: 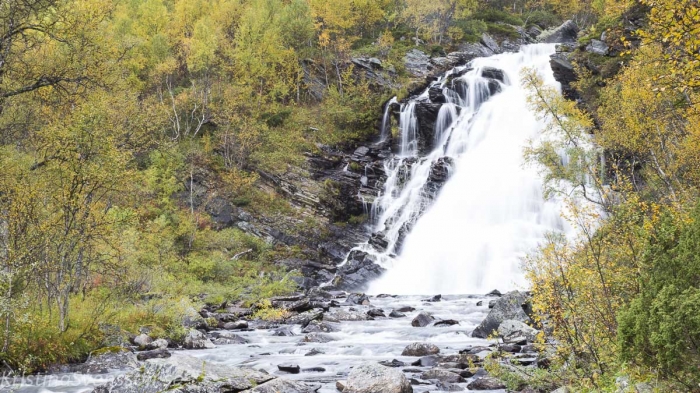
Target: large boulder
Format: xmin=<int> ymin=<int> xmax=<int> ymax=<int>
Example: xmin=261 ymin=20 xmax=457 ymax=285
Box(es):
xmin=344 ymin=362 xmax=412 ymax=393
xmin=538 ymin=20 xmax=579 ymax=44
xmin=92 ymin=354 xmax=274 ymax=393
xmin=243 ymin=379 xmax=321 ymax=393
xmin=401 ymin=342 xmax=440 ymax=356
xmin=497 ymin=319 xmax=541 ymax=343
xmin=411 ymin=311 xmax=434 ymax=327
xmin=466 ymin=377 xmax=506 ymax=390
xmin=183 ymin=329 xmax=215 ymax=349
xmin=471 ymin=291 xmax=531 ymax=339
xmin=333 ymin=250 xmax=386 ymax=291
xmin=420 ymin=369 xmax=465 ymax=383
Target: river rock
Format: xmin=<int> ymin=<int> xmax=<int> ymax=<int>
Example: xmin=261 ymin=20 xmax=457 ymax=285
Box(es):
xmin=389 ymin=310 xmax=406 ymax=318
xmin=302 ymin=320 xmax=340 ymax=333
xmin=466 ymin=377 xmax=506 ymax=390
xmin=411 ymin=355 xmax=439 ymax=367
xmin=92 ymin=353 xmax=274 ymax=393
xmin=324 ymin=309 xmax=370 ymax=322
xmin=223 ymin=320 xmax=249 ymax=330
xmin=379 ymin=359 xmax=406 ymax=368
xmin=411 ymin=312 xmax=434 ymax=327
xmin=145 ymin=338 xmax=169 ymax=350
xmin=401 ymin=342 xmax=440 ymax=356
xmin=278 ymin=363 xmax=301 ymax=374
xmin=136 ymin=348 xmax=171 ymax=361
xmin=481 ymin=67 xmax=506 ymax=83
xmin=538 ymin=20 xmax=579 ymax=44
xmin=367 ymin=309 xmax=385 ymax=318
xmin=183 ymin=329 xmax=215 ymax=349
xmin=396 ymin=306 xmax=415 ymax=313
xmin=211 ymin=331 xmax=248 ymax=345
xmin=420 ymin=369 xmax=465 ymax=383
xmin=301 ymin=332 xmax=337 ymax=343
xmin=244 ymin=379 xmax=320 ymax=393
xmin=471 ymin=291 xmax=531 ymax=339
xmin=433 ymin=319 xmax=459 ymax=327
xmin=345 ymin=293 xmax=370 ymax=305
xmin=284 ymin=308 xmax=324 ymax=327
xmin=272 ymin=326 xmax=296 ymax=336
xmin=435 ymin=381 xmax=464 ymax=391
xmin=497 ymin=319 xmax=541 ymax=343
xmin=345 ymin=362 xmax=413 ymax=393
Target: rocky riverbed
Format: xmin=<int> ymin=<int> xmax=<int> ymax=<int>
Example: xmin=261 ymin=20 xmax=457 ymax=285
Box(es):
xmin=8 ymin=291 xmax=546 ymax=393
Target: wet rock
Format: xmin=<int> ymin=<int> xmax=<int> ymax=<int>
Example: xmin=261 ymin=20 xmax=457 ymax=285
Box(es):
xmin=302 ymin=320 xmax=341 ymax=333
xmin=324 ymin=309 xmax=371 ymax=322
xmin=481 ymin=33 xmax=500 ymax=53
xmin=499 ymin=344 xmax=522 ymax=353
xmin=472 ymin=291 xmax=531 ymax=339
xmin=333 ymin=250 xmax=386 ymax=291
xmin=411 ymin=312 xmax=434 ymax=327
xmin=436 ymin=381 xmax=464 ymax=391
xmin=223 ymin=320 xmax=249 ymax=330
xmin=183 ymin=329 xmax=215 ymax=349
xmin=428 ymin=86 xmax=446 ymax=103
xmin=433 ymin=319 xmax=459 ymax=327
xmin=136 ymin=349 xmax=171 ymax=361
xmin=346 ymin=293 xmax=370 ymax=305
xmin=402 ymin=342 xmax=440 ymax=356
xmin=245 ymin=379 xmax=321 ymax=393
xmin=145 ymin=338 xmax=169 ymax=351
xmin=305 ymin=348 xmax=324 ymax=356
xmin=488 ymin=300 xmax=497 ymax=309
xmin=414 ymin=102 xmax=442 ymax=154
xmin=209 ymin=331 xmax=248 ymax=345
xmin=61 ymin=349 xmax=138 ymax=374
xmin=278 ymin=364 xmax=301 ymax=374
xmin=411 ymin=355 xmax=439 ymax=367
xmin=476 ymin=301 xmax=483 ymax=306
xmin=303 ymin=367 xmax=326 ymax=372
xmin=538 ymin=20 xmax=579 ymax=44
xmin=92 ymin=354 xmax=273 ymax=393
xmin=284 ymin=308 xmax=324 ymax=327
xmin=396 ymin=306 xmax=415 ymax=313
xmin=379 ymin=359 xmax=406 ymax=368
xmin=550 ymin=53 xmax=578 ymax=100
xmin=301 ymin=333 xmax=337 ymax=343
xmin=420 ymin=369 xmax=465 ymax=383
xmin=272 ymin=326 xmax=296 ymax=336
xmin=389 ymin=310 xmax=406 ymax=318
xmin=345 ymin=362 xmax=413 ymax=393
xmin=424 ymin=295 xmax=442 ymax=302
xmin=586 ymin=39 xmax=609 ymax=56
xmin=336 ymin=380 xmax=347 ymax=392
xmin=181 ymin=306 xmax=208 ymax=330
xmin=467 ymin=377 xmax=506 ymax=391
xmin=367 ymin=309 xmax=386 ymax=318
xmin=480 ymin=67 xmax=506 ymax=83
xmin=486 ymin=289 xmax=502 ymax=297
xmin=498 ymin=319 xmax=541 ymax=343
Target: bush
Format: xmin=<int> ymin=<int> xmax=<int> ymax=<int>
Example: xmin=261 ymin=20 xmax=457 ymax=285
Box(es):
xmin=486 ymin=23 xmax=520 ymax=39
xmin=524 ymin=10 xmax=561 ymax=29
xmin=472 ymin=9 xmax=524 ymax=26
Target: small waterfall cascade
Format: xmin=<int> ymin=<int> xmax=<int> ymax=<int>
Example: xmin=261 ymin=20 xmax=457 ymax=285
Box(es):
xmin=342 ymin=44 xmax=573 ymax=295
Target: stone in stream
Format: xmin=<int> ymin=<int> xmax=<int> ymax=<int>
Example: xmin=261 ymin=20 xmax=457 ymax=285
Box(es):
xmin=389 ymin=310 xmax=406 ymax=318
xmin=379 ymin=359 xmax=406 ymax=367
xmin=423 ymin=294 xmax=441 ymax=302
xmin=92 ymin=354 xmax=273 ymax=393
xmin=136 ymin=348 xmax=171 ymax=361
xmin=277 ymin=363 xmax=301 ymax=374
xmin=420 ymin=369 xmax=465 ymax=383
xmin=345 ymin=362 xmax=413 ymax=393
xmin=466 ymin=377 xmax=507 ymax=390
xmin=209 ymin=331 xmax=248 ymax=344
xmin=411 ymin=311 xmax=434 ymax=327
xmin=433 ymin=319 xmax=459 ymax=327
xmin=345 ymin=293 xmax=371 ymax=305
xmin=246 ymin=379 xmax=321 ymax=393
xmin=476 ymin=301 xmax=483 ymax=306
xmin=302 ymin=320 xmax=340 ymax=333
xmin=396 ymin=306 xmax=415 ymax=313
xmin=302 ymin=367 xmax=326 ymax=372
xmin=324 ymin=309 xmax=371 ymax=322
xmin=305 ymin=348 xmax=324 ymax=356
xmin=435 ymin=381 xmax=464 ymax=391
xmin=402 ymin=343 xmax=440 ymax=356
xmin=223 ymin=320 xmax=249 ymax=330
xmin=301 ymin=332 xmax=337 ymax=343
xmin=366 ymin=308 xmax=386 ymax=318
xmin=471 ymin=291 xmax=531 ymax=339
xmin=488 ymin=300 xmax=497 ymax=308
xmin=485 ymin=289 xmax=502 ymax=297
xmin=284 ymin=308 xmax=324 ymax=327
xmin=183 ymin=329 xmax=215 ymax=349
xmin=144 ymin=338 xmax=169 ymax=351
xmin=336 ymin=380 xmax=347 ymax=392
xmin=272 ymin=326 xmax=296 ymax=336
xmin=411 ymin=355 xmax=439 ymax=367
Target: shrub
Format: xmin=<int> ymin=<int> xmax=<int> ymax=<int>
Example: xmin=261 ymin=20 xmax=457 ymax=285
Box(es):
xmin=472 ymin=9 xmax=524 ymax=26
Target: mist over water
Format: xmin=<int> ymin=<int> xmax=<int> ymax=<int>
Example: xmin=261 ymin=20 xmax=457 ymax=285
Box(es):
xmin=363 ymin=44 xmax=572 ymax=295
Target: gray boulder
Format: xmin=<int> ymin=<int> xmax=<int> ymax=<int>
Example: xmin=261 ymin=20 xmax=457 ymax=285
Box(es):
xmin=404 ymin=49 xmax=432 ymax=77
xmin=497 ymin=319 xmax=541 ymax=343
xmin=538 ymin=20 xmax=579 ymax=44
xmin=472 ymin=291 xmax=531 ymax=339
xmin=411 ymin=311 xmax=434 ymax=327
xmin=586 ymin=39 xmax=609 ymax=56
xmin=480 ymin=33 xmax=500 ymax=53
xmin=302 ymin=320 xmax=340 ymax=333
xmin=183 ymin=329 xmax=215 ymax=349
xmin=243 ymin=379 xmax=321 ymax=393
xmin=420 ymin=369 xmax=464 ymax=383
xmin=345 ymin=362 xmax=412 ymax=393
xmin=302 ymin=333 xmax=337 ymax=343
xmin=133 ymin=334 xmax=152 ymax=348
xmin=145 ymin=338 xmax=169 ymax=351
xmin=466 ymin=377 xmax=506 ymax=390
xmin=92 ymin=354 xmax=274 ymax=393
xmin=324 ymin=309 xmax=370 ymax=322
xmin=136 ymin=348 xmax=171 ymax=361
xmin=285 ymin=308 xmax=324 ymax=327
xmin=401 ymin=343 xmax=440 ymax=356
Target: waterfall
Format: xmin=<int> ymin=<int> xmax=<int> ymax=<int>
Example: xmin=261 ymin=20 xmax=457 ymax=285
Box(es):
xmin=342 ymin=44 xmax=574 ymax=295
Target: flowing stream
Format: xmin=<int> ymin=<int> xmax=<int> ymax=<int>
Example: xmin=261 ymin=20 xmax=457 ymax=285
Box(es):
xmin=353 ymin=44 xmax=571 ymax=295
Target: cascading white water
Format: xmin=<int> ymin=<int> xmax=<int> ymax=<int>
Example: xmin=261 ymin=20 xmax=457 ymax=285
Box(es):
xmin=354 ymin=44 xmax=573 ymax=295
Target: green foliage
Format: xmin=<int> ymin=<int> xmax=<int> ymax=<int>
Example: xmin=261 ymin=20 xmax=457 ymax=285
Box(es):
xmin=524 ymin=10 xmax=561 ymax=29
xmin=472 ymin=9 xmax=524 ymax=26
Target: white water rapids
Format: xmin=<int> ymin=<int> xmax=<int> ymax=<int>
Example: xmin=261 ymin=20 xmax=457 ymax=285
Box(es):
xmin=359 ymin=44 xmax=572 ymax=295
